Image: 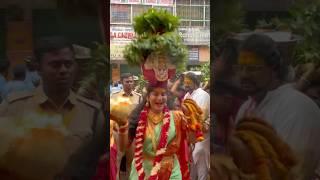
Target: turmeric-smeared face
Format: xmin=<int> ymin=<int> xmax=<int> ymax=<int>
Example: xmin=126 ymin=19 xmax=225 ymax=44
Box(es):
xmin=184 ymin=77 xmax=196 ymax=93
xmin=234 ymin=51 xmax=272 ymax=95
xmin=238 ymin=51 xmax=265 ymax=65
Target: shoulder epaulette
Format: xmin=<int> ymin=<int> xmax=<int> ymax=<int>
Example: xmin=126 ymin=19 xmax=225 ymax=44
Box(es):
xmin=76 ymin=95 xmax=102 ymax=109
xmin=6 ymin=91 xmax=34 ymax=104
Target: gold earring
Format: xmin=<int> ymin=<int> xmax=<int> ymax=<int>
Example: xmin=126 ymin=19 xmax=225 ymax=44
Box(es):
xmin=146 ymin=101 xmax=149 ymax=107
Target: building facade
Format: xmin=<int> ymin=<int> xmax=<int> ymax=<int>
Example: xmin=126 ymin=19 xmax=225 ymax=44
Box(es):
xmin=110 ymin=0 xmax=210 ymax=81
xmin=0 ymin=0 xmax=103 ymax=71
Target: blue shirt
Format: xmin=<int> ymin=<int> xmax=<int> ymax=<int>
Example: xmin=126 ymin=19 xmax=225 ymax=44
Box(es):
xmin=25 ymin=71 xmax=41 ymax=87
xmin=1 ymin=80 xmax=35 ymax=99
xmin=0 ymin=75 xmax=6 ymax=101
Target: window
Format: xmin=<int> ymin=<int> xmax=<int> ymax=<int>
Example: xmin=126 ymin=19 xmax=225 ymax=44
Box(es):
xmin=132 ymin=5 xmax=151 ymax=18
xmin=189 ymin=6 xmax=203 ymax=20
xmin=180 ymin=20 xmax=190 ymax=26
xmin=205 ymin=21 xmax=210 ymax=27
xmin=191 ymin=21 xmax=203 ymax=27
xmin=176 ymin=5 xmax=190 ymax=19
xmin=176 ymin=0 xmax=189 ymax=5
xmin=188 ymin=47 xmax=199 ymax=61
xmin=111 ymin=4 xmax=131 ymax=24
xmin=191 ymin=0 xmax=203 ymax=5
xmin=177 ymin=4 xmax=207 ymax=27
xmin=205 ymin=6 xmax=210 ymax=20
xmin=153 ymin=6 xmax=173 ymax=13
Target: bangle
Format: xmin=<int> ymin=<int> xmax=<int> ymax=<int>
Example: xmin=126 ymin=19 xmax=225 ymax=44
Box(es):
xmin=119 ymin=122 xmax=128 ymax=133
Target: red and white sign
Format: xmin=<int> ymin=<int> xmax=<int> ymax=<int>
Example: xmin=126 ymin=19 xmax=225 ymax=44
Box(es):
xmin=159 ymin=0 xmax=173 ymax=5
xmin=110 ymin=26 xmax=136 ymax=42
xmin=128 ymin=0 xmax=141 ymax=3
xmin=111 ymin=0 xmax=121 ymax=3
xmin=145 ymin=0 xmax=157 ymax=4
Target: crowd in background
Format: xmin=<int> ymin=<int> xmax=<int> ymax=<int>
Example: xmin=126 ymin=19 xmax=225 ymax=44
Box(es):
xmin=212 ymin=33 xmax=320 ymax=180
xmin=0 ymin=58 xmax=40 ymax=103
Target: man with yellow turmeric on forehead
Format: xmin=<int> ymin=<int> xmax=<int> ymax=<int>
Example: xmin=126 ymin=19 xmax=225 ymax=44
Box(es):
xmin=183 ymin=72 xmax=210 ymax=180
xmin=234 ymin=33 xmax=320 ymax=180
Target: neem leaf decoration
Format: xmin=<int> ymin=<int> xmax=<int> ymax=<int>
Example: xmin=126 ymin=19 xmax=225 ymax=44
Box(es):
xmin=124 ymin=8 xmax=188 ymax=71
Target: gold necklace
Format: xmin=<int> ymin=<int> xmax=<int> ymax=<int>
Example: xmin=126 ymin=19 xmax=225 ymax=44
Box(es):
xmin=147 ymin=111 xmax=164 ymax=125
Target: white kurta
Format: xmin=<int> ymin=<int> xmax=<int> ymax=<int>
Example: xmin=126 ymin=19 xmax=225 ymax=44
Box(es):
xmin=184 ymin=88 xmax=210 ymax=180
xmin=236 ymin=83 xmax=320 ymax=180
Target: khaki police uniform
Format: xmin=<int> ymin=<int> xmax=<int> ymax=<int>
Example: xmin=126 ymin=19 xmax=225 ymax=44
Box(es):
xmin=0 ymin=86 xmax=106 ymax=179
xmin=110 ymin=89 xmax=142 ymax=105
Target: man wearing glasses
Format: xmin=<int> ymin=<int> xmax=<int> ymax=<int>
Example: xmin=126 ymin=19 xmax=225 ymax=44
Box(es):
xmin=234 ymin=34 xmax=320 ymax=180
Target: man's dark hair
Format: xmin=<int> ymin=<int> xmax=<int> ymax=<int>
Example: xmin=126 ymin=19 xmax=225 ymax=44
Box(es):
xmin=120 ymin=73 xmax=133 ymax=81
xmin=240 ymin=33 xmax=288 ymax=80
xmin=0 ymin=60 xmax=10 ymax=73
xmin=12 ymin=64 xmax=26 ymax=80
xmin=222 ymin=38 xmax=239 ymax=66
xmin=34 ymin=36 xmax=74 ymax=63
xmin=184 ymin=72 xmax=200 ymax=87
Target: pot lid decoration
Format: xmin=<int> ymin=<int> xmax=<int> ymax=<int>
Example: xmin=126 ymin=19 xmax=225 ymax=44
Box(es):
xmin=124 ymin=8 xmax=188 ymax=87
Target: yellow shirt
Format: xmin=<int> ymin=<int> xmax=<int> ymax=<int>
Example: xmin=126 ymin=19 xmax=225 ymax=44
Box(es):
xmin=110 ymin=89 xmax=141 ymax=105
xmin=0 ymin=86 xmax=105 ymax=179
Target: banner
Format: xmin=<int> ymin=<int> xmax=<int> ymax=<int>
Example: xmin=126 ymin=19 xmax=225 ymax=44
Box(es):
xmin=110 ymin=44 xmax=126 ymax=60
xmin=110 ymin=26 xmax=135 ymax=42
xmin=178 ymin=27 xmax=210 ymax=45
xmin=145 ymin=0 xmax=157 ymax=4
xmin=111 ymin=0 xmax=121 ymax=3
xmin=111 ymin=0 xmax=141 ymax=3
xmin=159 ymin=0 xmax=173 ymax=5
xmin=128 ymin=0 xmax=141 ymax=3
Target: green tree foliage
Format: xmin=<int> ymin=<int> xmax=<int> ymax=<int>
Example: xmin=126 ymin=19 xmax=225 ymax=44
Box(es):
xmin=214 ymin=0 xmax=246 ymax=51
xmin=123 ymin=8 xmax=188 ymax=72
xmin=256 ymin=0 xmax=320 ymax=64
xmin=190 ymin=62 xmax=210 ymax=82
xmin=77 ymin=43 xmax=108 ymax=101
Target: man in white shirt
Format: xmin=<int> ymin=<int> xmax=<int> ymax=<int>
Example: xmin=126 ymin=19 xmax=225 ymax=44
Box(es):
xmin=234 ymin=33 xmax=320 ymax=180
xmin=183 ymin=72 xmax=210 ymax=180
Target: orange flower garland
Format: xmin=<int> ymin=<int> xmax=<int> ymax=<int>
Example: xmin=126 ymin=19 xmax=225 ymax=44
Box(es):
xmin=134 ymin=106 xmax=171 ymax=180
xmin=232 ymin=117 xmax=298 ymax=180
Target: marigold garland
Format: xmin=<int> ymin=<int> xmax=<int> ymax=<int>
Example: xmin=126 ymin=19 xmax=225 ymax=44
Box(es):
xmin=233 ymin=117 xmax=298 ymax=180
xmin=245 ymin=131 xmax=289 ymax=179
xmin=235 ymin=131 xmax=272 ymax=180
xmin=181 ymin=98 xmax=204 ymax=141
xmin=133 ymin=106 xmax=171 ymax=180
xmin=236 ymin=121 xmax=297 ymax=167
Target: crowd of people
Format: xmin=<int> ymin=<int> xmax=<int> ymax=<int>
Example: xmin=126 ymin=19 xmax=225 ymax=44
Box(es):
xmin=0 ymin=58 xmax=40 ymax=103
xmin=4 ymin=5 xmax=320 ymax=180
xmin=110 ymin=72 xmax=210 ymax=180
xmin=212 ymin=33 xmax=320 ymax=180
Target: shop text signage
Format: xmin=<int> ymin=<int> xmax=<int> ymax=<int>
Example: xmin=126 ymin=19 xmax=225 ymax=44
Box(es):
xmin=159 ymin=0 xmax=173 ymax=5
xmin=111 ymin=44 xmax=126 ymax=60
xmin=178 ymin=28 xmax=210 ymax=45
xmin=110 ymin=26 xmax=136 ymax=42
